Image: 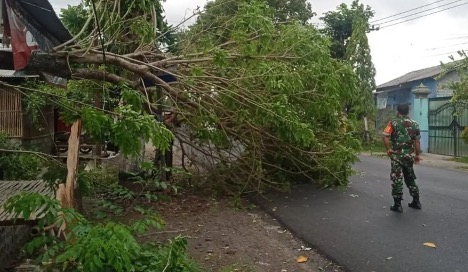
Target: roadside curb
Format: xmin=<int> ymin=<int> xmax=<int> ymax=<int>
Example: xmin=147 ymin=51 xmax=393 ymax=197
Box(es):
xmin=360 ymin=153 xmax=468 ymax=172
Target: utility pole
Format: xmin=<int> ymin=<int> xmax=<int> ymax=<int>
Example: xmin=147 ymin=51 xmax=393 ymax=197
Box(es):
xmin=367 ymin=25 xmax=380 ymax=33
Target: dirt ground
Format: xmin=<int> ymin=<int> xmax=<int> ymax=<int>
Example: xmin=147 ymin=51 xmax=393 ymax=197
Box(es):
xmin=133 ymin=194 xmax=343 ymax=272
xmin=11 ymin=193 xmax=341 ymax=272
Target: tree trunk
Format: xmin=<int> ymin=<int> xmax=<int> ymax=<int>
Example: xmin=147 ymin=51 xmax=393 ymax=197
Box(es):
xmin=63 ymin=119 xmax=82 ymax=208
xmin=364 ymin=116 xmax=370 ymax=143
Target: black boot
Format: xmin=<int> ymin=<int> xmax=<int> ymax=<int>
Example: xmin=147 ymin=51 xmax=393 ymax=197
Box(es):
xmin=408 ymin=195 xmax=422 ymax=210
xmin=390 ymin=198 xmax=403 ymax=213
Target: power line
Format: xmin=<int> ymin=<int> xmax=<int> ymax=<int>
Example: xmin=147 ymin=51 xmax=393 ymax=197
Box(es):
xmin=425 ymin=41 xmax=468 ymax=51
xmin=379 ymin=1 xmax=468 ymax=29
xmin=376 ymin=0 xmax=465 ymax=26
xmin=444 ymin=35 xmax=468 ymax=40
xmin=422 ymin=49 xmax=468 ymax=57
xmin=371 ymin=0 xmax=449 ymax=23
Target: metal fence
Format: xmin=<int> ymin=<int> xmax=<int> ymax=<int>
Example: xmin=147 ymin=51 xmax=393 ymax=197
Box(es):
xmin=428 ymin=97 xmax=468 ymax=157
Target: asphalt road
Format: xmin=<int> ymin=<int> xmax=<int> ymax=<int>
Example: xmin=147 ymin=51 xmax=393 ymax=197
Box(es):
xmin=257 ymin=155 xmax=468 ymax=272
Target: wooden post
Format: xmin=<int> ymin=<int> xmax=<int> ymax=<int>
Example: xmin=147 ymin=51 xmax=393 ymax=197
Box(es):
xmin=63 ymin=119 xmax=82 ymax=208
xmin=364 ymin=116 xmax=370 ymax=143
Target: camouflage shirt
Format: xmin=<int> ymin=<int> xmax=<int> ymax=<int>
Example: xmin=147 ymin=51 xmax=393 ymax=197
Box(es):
xmin=382 ymin=116 xmax=421 ymax=155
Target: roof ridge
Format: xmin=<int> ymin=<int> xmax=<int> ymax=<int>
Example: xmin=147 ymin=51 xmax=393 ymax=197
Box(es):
xmin=377 ymin=60 xmax=462 ymax=90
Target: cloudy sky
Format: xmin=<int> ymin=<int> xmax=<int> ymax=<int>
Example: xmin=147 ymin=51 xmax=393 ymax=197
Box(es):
xmin=49 ymin=0 xmax=468 ymax=85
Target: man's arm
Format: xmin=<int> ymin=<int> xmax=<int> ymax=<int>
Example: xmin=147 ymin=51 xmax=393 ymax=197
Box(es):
xmin=382 ymin=122 xmax=393 ymax=156
xmin=414 ymin=139 xmax=421 ymax=164
xmin=414 ymin=140 xmax=421 ymax=156
xmin=413 ymin=122 xmax=422 ymax=163
xmin=383 ymin=136 xmax=393 ymax=156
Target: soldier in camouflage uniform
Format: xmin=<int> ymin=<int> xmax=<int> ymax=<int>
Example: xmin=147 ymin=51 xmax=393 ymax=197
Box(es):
xmin=382 ymin=104 xmax=422 ymax=213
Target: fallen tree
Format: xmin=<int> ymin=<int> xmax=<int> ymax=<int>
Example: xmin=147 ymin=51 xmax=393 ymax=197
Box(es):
xmin=21 ymin=0 xmax=362 ymax=193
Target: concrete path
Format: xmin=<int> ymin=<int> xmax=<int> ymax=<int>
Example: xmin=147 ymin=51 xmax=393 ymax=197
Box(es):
xmin=256 ymin=155 xmax=468 ymax=272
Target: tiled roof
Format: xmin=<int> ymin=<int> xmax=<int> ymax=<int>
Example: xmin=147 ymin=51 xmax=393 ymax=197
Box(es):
xmin=376 ymin=61 xmax=461 ymax=90
xmin=0 ymin=70 xmax=39 ymax=78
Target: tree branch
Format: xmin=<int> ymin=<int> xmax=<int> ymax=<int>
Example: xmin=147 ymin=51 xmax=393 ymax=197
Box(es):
xmin=73 ymin=69 xmax=138 ymax=87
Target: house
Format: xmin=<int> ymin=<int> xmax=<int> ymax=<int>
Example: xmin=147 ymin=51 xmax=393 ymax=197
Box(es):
xmin=0 ymin=1 xmax=74 ymax=270
xmin=0 ymin=0 xmax=72 ymax=155
xmin=375 ymin=62 xmax=459 ymax=114
xmin=0 ymin=68 xmax=56 ymax=153
xmin=375 ymin=62 xmax=468 ymax=157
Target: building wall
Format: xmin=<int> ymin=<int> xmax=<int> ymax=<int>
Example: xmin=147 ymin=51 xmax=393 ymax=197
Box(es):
xmin=21 ymin=103 xmax=55 ymax=154
xmin=0 ymin=86 xmax=55 ymax=154
xmin=436 ymin=71 xmax=459 ymax=97
xmin=383 ymin=88 xmax=412 ymax=110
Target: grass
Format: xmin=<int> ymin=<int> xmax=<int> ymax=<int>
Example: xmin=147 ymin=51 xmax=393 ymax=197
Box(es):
xmin=450 ymin=157 xmax=468 ymax=164
xmin=361 ymin=141 xmax=387 ymax=154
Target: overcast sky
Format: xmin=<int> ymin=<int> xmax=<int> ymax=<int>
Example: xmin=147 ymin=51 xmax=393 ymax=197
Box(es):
xmin=49 ymin=0 xmax=468 ymax=85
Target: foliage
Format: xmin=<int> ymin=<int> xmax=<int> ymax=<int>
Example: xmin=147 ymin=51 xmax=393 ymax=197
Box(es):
xmin=439 ymin=56 xmax=468 ymax=146
xmin=92 ymin=163 xmax=177 ymax=218
xmin=4 ymin=193 xmax=199 ymax=272
xmin=0 ymin=132 xmax=43 ymax=180
xmin=462 ymin=127 xmax=468 ymax=144
xmin=60 ymin=0 xmax=177 ymax=53
xmin=344 ymin=3 xmax=376 ymax=117
xmin=40 ymin=162 xmax=118 ymax=197
xmin=59 ymin=4 xmax=91 ymax=38
xmin=195 ymin=0 xmax=314 ymax=26
xmin=320 ymin=0 xmax=376 ymax=119
xmin=80 ymin=165 xmax=120 ymax=192
xmin=23 ymin=79 xmax=173 ymax=159
xmin=440 ymin=53 xmax=468 ymax=103
xmin=177 ymin=0 xmax=361 ymax=189
xmin=27 ymin=0 xmax=364 ymax=193
xmin=320 ymin=0 xmax=375 ymax=60
xmin=178 ymin=0 xmax=314 ymax=52
xmin=9 ymin=0 xmax=362 ymax=192
xmin=375 ymin=107 xmax=395 ymax=130
xmin=112 ymin=105 xmax=173 ymax=156
xmin=453 ymin=156 xmax=468 ymax=164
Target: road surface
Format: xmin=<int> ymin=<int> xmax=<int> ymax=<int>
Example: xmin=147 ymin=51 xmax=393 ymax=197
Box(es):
xmin=256 ymin=155 xmax=468 ymax=272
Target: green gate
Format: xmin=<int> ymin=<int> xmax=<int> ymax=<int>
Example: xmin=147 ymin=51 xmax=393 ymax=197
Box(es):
xmin=428 ymin=98 xmax=468 ymax=157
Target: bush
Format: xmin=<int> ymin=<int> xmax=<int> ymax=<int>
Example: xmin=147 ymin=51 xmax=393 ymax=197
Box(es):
xmin=4 ymin=193 xmax=200 ymax=272
xmin=462 ymin=127 xmax=468 ymax=144
xmin=0 ymin=132 xmax=43 ymax=180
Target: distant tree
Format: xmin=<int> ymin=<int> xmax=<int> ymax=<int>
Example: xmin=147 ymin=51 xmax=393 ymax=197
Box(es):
xmin=320 ymin=0 xmax=376 ymax=136
xmin=443 ymin=53 xmax=468 ymax=102
xmin=320 ymin=1 xmax=374 ymax=60
xmin=196 ymin=0 xmax=315 ymax=25
xmin=184 ymin=0 xmax=315 ymax=47
xmin=345 ymin=5 xmax=376 ymax=118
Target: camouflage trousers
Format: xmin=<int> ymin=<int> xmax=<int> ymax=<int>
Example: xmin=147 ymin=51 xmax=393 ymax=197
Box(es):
xmin=390 ymin=156 xmax=419 ymax=199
